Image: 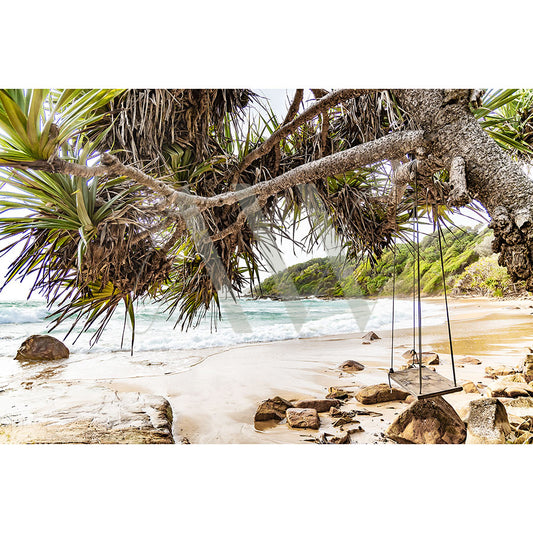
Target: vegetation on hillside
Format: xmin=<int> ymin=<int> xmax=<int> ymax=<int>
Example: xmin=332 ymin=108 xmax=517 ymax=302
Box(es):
xmin=258 ymin=226 xmax=528 ymax=299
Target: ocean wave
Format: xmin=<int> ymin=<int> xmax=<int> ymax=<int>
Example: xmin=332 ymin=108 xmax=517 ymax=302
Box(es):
xmin=0 ymin=297 xmax=446 ymax=356
xmin=0 ymin=306 xmax=48 ymax=324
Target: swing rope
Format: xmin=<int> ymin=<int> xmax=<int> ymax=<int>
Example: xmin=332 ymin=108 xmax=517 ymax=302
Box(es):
xmin=414 ymin=174 xmax=423 ymax=394
xmin=437 ymin=221 xmax=457 ymax=386
xmin=388 ymin=172 xmax=458 ymax=396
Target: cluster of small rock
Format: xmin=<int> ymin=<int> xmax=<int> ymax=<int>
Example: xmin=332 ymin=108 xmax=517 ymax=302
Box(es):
xmin=254 ymin=340 xmax=533 ymax=445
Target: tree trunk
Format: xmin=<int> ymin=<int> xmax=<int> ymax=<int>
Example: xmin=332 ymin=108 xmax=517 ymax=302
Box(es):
xmin=393 ymin=89 xmax=533 ymax=289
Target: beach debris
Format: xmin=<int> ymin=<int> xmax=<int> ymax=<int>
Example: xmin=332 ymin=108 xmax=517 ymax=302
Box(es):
xmin=15 ymin=335 xmax=69 ymax=362
xmin=462 ymin=398 xmax=513 ymax=444
xmin=338 ymin=360 xmax=365 ymax=372
xmin=354 ymin=383 xmax=409 ymax=405
xmin=462 ymin=381 xmax=480 ymax=394
xmin=385 ymin=396 xmax=466 ymax=444
xmin=181 ymin=437 xmax=191 ymax=444
xmin=306 ymin=431 xmax=353 ymax=444
xmin=404 ymin=351 xmax=439 ymax=366
xmin=522 ymin=352 xmax=533 ymax=383
xmin=254 ymin=396 xmax=294 ymax=422
xmin=294 ymin=398 xmax=340 ymax=412
xmin=362 ymin=331 xmax=380 ymax=341
xmin=457 ymin=357 xmax=482 ymax=365
xmin=286 ymin=408 xmax=320 ymax=429
xmin=332 ymin=416 xmax=359 ymax=427
xmin=486 ymin=380 xmax=533 ymax=399
xmin=485 ymin=365 xmax=519 ymax=378
xmin=326 ymin=387 xmax=353 ymax=400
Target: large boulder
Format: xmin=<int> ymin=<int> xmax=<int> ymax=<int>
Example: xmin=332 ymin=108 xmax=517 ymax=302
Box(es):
xmin=355 ymin=383 xmax=409 ymax=405
xmin=15 ymin=335 xmax=69 ymax=361
xmin=286 ymin=408 xmax=320 ymax=429
xmin=463 ymin=398 xmax=513 ymax=444
xmin=386 ymin=396 xmax=466 ymax=444
xmin=254 ymin=396 xmax=293 ymax=422
xmin=294 ymin=398 xmax=340 ymax=412
xmin=362 ymin=331 xmax=380 ymax=341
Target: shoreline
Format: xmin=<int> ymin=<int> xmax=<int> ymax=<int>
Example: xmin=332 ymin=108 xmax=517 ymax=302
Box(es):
xmin=1 ymin=296 xmax=533 ymax=443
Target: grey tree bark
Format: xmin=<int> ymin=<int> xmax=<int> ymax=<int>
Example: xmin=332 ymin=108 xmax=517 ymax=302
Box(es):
xmin=392 ymin=89 xmax=533 ymax=289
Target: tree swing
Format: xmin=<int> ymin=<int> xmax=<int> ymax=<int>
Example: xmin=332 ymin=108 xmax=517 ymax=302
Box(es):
xmin=387 ymin=175 xmax=462 ymax=400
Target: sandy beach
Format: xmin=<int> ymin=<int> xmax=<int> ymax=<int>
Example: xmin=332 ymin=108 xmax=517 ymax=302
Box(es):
xmin=4 ymin=296 xmax=531 ymax=444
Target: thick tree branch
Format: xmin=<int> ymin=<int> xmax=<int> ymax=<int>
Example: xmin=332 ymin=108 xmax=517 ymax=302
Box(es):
xmin=194 ymin=130 xmax=426 ymax=210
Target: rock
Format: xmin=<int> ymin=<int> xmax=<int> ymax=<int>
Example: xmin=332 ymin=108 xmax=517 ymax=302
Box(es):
xmin=326 ymin=387 xmax=352 ymax=400
xmin=15 ymin=335 xmax=69 ymax=361
xmin=385 ymin=396 xmax=466 ymax=444
xmin=501 ymin=397 xmax=533 ymax=409
xmin=0 ymin=383 xmax=174 ymax=443
xmin=501 ymin=374 xmax=527 ymax=383
xmin=329 ymin=433 xmax=351 ymax=444
xmin=338 ymin=360 xmax=365 ymax=372
xmin=510 ymin=430 xmax=533 ymax=444
xmin=457 ymin=357 xmax=482 ymax=365
xmin=294 ymin=398 xmax=340 ymax=412
xmin=485 ymin=365 xmax=518 ymax=378
xmin=286 ymin=408 xmax=320 ymax=429
xmin=463 ymin=398 xmax=513 ymax=444
xmin=355 ymin=383 xmax=409 ymax=405
xmin=333 ymin=416 xmax=358 ymax=427
xmin=487 ymin=381 xmax=533 ymax=398
xmin=522 ymin=353 xmax=533 ymax=383
xmin=362 ymin=341 xmax=371 ymax=345
xmin=362 ymin=331 xmax=380 ymax=341
xmin=401 ymin=349 xmax=416 ymax=360
xmin=462 ymin=381 xmax=480 ymax=394
xmin=404 ymin=351 xmax=440 ymax=366
xmin=254 ymin=396 xmax=293 ymax=422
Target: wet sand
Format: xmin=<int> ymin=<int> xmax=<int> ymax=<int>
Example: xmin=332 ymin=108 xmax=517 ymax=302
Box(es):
xmin=3 ymin=297 xmax=533 ymax=443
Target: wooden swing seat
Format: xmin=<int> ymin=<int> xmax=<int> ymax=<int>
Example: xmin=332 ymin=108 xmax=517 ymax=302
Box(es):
xmin=389 ymin=366 xmax=462 ymax=400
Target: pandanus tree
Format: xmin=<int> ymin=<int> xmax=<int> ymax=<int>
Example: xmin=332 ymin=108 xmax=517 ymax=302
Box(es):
xmin=0 ymin=88 xmax=532 ymax=346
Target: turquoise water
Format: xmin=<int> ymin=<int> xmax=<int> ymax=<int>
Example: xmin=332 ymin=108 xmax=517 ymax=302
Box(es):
xmin=0 ymin=297 xmax=444 ymax=357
